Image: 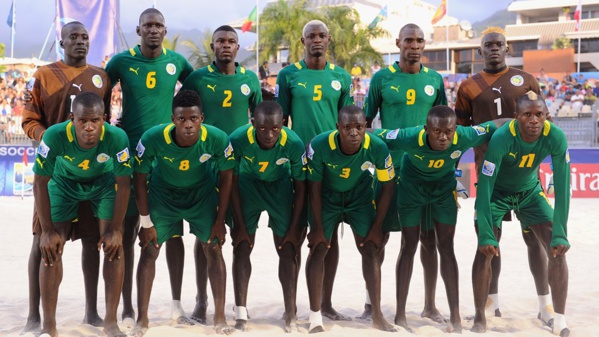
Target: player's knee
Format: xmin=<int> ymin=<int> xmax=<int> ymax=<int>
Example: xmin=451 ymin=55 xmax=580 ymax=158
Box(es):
xmin=359 ymin=241 xmax=378 ymax=257
xmin=233 ymin=240 xmax=253 ymax=257
xmin=141 ymin=244 xmax=161 ymax=260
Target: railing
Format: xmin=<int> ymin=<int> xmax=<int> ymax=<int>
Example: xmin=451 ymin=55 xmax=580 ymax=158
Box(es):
xmin=552 ymin=103 xmax=598 ymax=148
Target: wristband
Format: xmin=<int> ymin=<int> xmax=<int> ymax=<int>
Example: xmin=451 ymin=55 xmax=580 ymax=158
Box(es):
xmin=140 ymin=214 xmax=154 ymax=229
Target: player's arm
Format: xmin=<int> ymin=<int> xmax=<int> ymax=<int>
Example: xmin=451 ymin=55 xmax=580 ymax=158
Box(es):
xmin=275 ymin=70 xmax=292 ymax=126
xmin=549 ymin=132 xmax=571 ymax=255
xmin=306 ymin=143 xmax=328 ymax=252
xmin=209 ymin=137 xmax=235 ymax=246
xmin=364 ymin=72 xmax=382 ymax=128
xmin=228 ymin=142 xmax=251 ymax=247
xmin=338 ymin=72 xmax=354 ymax=110
xmin=178 ymin=57 xmax=195 ymax=83
xmin=99 ymin=173 xmax=130 ymax=260
xmin=22 ymin=74 xmax=47 ymax=141
xmin=133 ymin=137 xmax=159 ymax=250
xmin=104 ymin=57 xmax=120 ymax=89
xmin=249 ymin=74 xmax=264 ymax=112
xmin=454 ymin=85 xmax=473 ymax=127
xmin=433 ymin=74 xmax=448 ymax=106
xmin=280 ymin=141 xmax=308 ymax=249
xmin=371 ymin=127 xmax=412 ymax=152
xmin=101 ymin=76 xmax=113 ymax=121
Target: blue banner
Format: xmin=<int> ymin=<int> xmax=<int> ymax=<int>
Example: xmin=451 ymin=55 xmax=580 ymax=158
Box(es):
xmin=55 ymin=0 xmax=120 ymax=67
xmin=0 ymin=146 xmax=35 ymax=196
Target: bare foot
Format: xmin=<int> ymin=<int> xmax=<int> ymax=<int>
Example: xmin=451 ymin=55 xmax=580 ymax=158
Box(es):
xmin=284 ymin=321 xmax=299 ymax=333
xmin=122 ymin=317 xmax=135 ymax=329
xmin=121 ymin=309 xmax=135 ymax=324
xmin=283 ymin=311 xmax=298 ymax=333
xmin=446 ymin=321 xmax=463 ymax=334
xmin=83 ymin=312 xmax=104 ymax=327
xmin=215 ymin=322 xmax=235 ymax=335
xmin=394 ymin=317 xmax=413 ymax=333
xmin=22 ymin=314 xmax=41 ymax=334
xmin=234 ymin=319 xmax=247 ymax=331
xmin=421 ymin=308 xmax=447 ymax=324
xmin=356 ymin=304 xmax=372 ymax=321
xmin=175 ymin=315 xmax=195 ymax=325
xmin=104 ymin=322 xmax=126 ymax=337
xmin=321 ymin=306 xmax=351 ymax=321
xmin=471 ymin=321 xmax=486 ymax=333
xmin=191 ymin=302 xmax=207 ymax=325
xmin=372 ymin=317 xmax=399 ymax=332
xmin=130 ymin=324 xmax=147 ymax=337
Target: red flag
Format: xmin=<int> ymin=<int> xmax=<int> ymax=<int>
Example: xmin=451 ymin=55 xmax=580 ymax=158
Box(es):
xmin=22 ymin=149 xmax=28 ymax=166
xmin=574 ymin=0 xmax=582 ymax=32
xmin=241 ymin=6 xmax=257 ymax=33
xmin=431 ymin=0 xmax=447 ymax=25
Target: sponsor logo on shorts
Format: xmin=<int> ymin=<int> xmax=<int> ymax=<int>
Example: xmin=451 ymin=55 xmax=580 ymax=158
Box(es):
xmin=307 ymin=144 xmax=314 ymax=160
xmin=565 ymin=149 xmax=570 ymax=163
xmin=27 ymin=78 xmax=36 ymax=91
xmin=424 ymin=85 xmax=435 ymax=96
xmin=386 ymin=129 xmax=399 ymax=139
xmin=200 ymin=153 xmax=212 ymax=163
xmin=117 ymin=148 xmax=130 ymax=163
xmin=97 ymin=153 xmax=110 ymax=163
xmin=331 ymin=80 xmax=341 ymax=91
xmin=450 ymin=150 xmax=462 ymax=159
xmin=384 ymin=155 xmax=392 ymax=168
xmin=92 ymin=75 xmax=103 ymax=88
xmin=224 ymin=143 xmax=233 ymax=158
xmin=136 ymin=140 xmax=145 ymax=157
xmin=471 ymin=125 xmax=487 ymax=135
xmin=274 ymin=84 xmax=279 ymax=97
xmin=241 ymin=84 xmax=251 ymax=96
xmin=482 ymin=160 xmax=496 ymax=176
xmin=301 ymin=152 xmax=307 ymax=165
xmin=37 ymin=140 xmax=50 ymax=158
xmin=361 ymin=161 xmax=373 ymax=171
xmin=276 ymin=158 xmax=289 ymax=165
xmin=166 ymin=63 xmax=177 ymax=75
xmin=510 ymin=75 xmax=524 ymax=86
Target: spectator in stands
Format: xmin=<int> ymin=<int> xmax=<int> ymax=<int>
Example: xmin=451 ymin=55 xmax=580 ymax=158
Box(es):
xmin=5 ymin=119 xmax=17 ymax=143
xmin=593 ymin=85 xmax=599 ymax=98
xmin=353 ymin=83 xmax=366 ymax=97
xmin=538 ymin=68 xmax=549 ymax=83
xmin=1 ymin=98 xmax=11 ymax=116
xmin=259 ymin=61 xmax=270 ymax=86
xmin=371 ymin=61 xmax=381 ymax=76
xmin=564 ymin=85 xmax=576 ymax=101
xmin=563 ymin=71 xmax=573 ymax=85
xmin=571 ymin=89 xmax=584 ymax=111
xmin=351 ymin=63 xmax=362 ymax=77
xmin=583 ymin=89 xmax=597 ymax=106
xmin=572 ymin=78 xmax=582 ymax=90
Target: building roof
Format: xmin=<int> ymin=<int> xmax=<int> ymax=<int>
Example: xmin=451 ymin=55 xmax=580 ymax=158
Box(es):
xmin=508 ymin=0 xmax=599 ymax=13
xmin=506 ymin=18 xmax=599 ymax=45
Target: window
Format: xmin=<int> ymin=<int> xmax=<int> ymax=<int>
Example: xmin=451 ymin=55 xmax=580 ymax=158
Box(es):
xmin=508 ymin=40 xmax=538 ymax=57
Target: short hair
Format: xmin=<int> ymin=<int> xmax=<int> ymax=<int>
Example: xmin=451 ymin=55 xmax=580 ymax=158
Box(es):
xmin=427 ymin=105 xmax=456 ymax=124
xmin=139 ymin=8 xmax=164 ymax=25
xmin=516 ymin=90 xmax=545 ymax=109
xmin=338 ymin=105 xmax=365 ymax=121
xmin=72 ymin=92 xmax=105 ymax=115
xmin=61 ymin=21 xmax=85 ymax=39
xmin=481 ymin=26 xmax=506 ymax=38
xmin=213 ymin=25 xmax=237 ymax=36
xmin=302 ymin=20 xmax=329 ymax=37
xmin=254 ymin=101 xmax=283 ymax=118
xmin=399 ymin=23 xmax=422 ymax=37
xmin=172 ymin=90 xmax=202 ymax=113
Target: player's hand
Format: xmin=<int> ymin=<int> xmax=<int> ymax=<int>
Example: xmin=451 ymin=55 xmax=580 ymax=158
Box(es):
xmin=361 ymin=225 xmax=383 ymax=250
xmin=138 ymin=227 xmax=159 ymax=252
xmin=208 ymin=223 xmax=227 ymax=247
xmin=278 ymin=227 xmax=298 ymax=251
xmin=98 ymin=229 xmax=123 ymax=261
xmin=23 ymin=89 xmax=33 ymax=103
xmin=231 ymin=224 xmax=252 ymax=249
xmin=551 ymin=244 xmax=569 ymax=257
xmin=478 ymin=244 xmax=499 ymax=257
xmin=307 ymin=228 xmax=329 ymax=255
xmin=39 ymin=230 xmax=63 ymax=267
xmin=456 ymin=180 xmax=469 ymax=199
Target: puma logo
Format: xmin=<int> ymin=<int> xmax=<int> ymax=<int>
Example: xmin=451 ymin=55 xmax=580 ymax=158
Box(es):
xmin=63 ymin=155 xmax=75 ymax=162
xmin=72 ymin=83 xmax=82 ymax=91
xmin=492 ymin=87 xmax=502 ymax=94
xmin=129 ymin=67 xmax=139 ymax=75
xmin=326 ymin=163 xmax=338 ymax=169
xmin=163 ymin=156 xmax=175 ymax=162
xmin=36 ymin=158 xmax=45 ymax=169
xmin=508 ymin=152 xmax=517 ymax=158
xmin=307 ymin=166 xmax=314 ymax=174
xmin=207 ymin=84 xmax=217 ymax=92
xmin=123 ymin=162 xmax=132 ymax=168
xmin=135 ymin=157 xmax=143 ymax=165
xmin=244 ymin=156 xmax=255 ymax=163
xmin=390 ymin=85 xmax=400 ymax=92
xmin=298 ymin=82 xmax=307 ymax=88
xmin=414 ymin=154 xmax=424 ymax=160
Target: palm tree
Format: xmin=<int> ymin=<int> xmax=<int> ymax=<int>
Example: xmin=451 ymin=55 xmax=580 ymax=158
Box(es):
xmin=163 ymin=34 xmax=181 ymax=52
xmin=181 ymin=29 xmax=215 ymax=70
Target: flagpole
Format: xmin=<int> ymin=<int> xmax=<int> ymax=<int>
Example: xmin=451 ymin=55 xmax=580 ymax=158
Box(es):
xmin=577 ymin=0 xmax=582 ymax=74
xmin=256 ymin=0 xmax=259 ymax=74
xmin=445 ymin=0 xmax=449 ymax=72
xmin=10 ymin=0 xmax=15 ymax=58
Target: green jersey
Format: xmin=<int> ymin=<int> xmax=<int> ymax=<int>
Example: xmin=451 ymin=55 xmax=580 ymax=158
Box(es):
xmin=365 ymin=63 xmax=447 ymax=167
xmin=34 ymin=121 xmax=132 ymax=181
xmin=134 ymin=123 xmax=235 ymax=189
xmin=181 ymin=63 xmax=262 ymax=135
xmin=275 ymin=60 xmax=354 ymax=143
xmin=229 ymin=125 xmax=306 ymax=182
xmin=475 ymin=120 xmax=571 ymax=248
xmin=105 ymin=45 xmax=194 ymax=146
xmin=374 ymin=122 xmax=496 ymax=184
xmin=307 ymin=131 xmax=395 ymax=192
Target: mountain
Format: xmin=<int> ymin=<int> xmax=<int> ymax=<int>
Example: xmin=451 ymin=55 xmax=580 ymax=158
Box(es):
xmin=472 ymin=9 xmax=517 ymax=35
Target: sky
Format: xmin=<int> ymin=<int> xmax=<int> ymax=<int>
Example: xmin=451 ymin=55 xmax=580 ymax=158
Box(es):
xmin=0 ymin=0 xmax=514 ymax=58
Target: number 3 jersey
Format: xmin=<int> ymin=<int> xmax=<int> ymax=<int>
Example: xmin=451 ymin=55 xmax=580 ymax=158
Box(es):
xmin=33 ymin=121 xmax=132 ymax=180
xmin=134 ymin=123 xmax=235 ymax=189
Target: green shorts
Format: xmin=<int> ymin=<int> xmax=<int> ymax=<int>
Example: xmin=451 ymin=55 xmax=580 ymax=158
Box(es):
xmin=483 ymin=181 xmax=553 ymax=230
xmin=233 ymin=175 xmax=295 ymax=238
xmin=148 ymin=182 xmax=218 ymax=245
xmin=310 ymin=176 xmax=375 ymax=240
xmin=398 ymin=178 xmax=458 ymax=229
xmin=48 ymin=173 xmax=116 ymax=222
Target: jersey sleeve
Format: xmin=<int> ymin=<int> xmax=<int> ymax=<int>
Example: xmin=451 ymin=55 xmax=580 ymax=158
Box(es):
xmin=134 ymin=131 xmax=156 ymax=174
xmin=248 ymin=72 xmax=263 ymax=114
xmin=32 ymin=128 xmax=61 ymax=176
xmin=275 ymin=70 xmax=292 ymax=118
xmin=338 ymin=71 xmax=354 ymax=109
xmin=460 ymin=122 xmax=497 ymax=148
xmin=306 ymin=142 xmax=324 ymax=182
xmin=211 ymin=130 xmax=235 ymax=172
xmin=180 ymin=69 xmax=202 ymax=92
xmin=288 ymin=136 xmax=307 ymax=181
xmin=549 ymin=129 xmax=571 ymax=247
xmin=433 ymin=73 xmax=448 ymax=106
xmin=371 ymin=136 xmax=395 ymax=182
xmin=22 ymin=72 xmax=47 ymax=141
xmin=111 ymin=129 xmax=133 ymax=177
xmin=372 ymin=127 xmax=417 ymax=152
xmin=178 ymin=56 xmax=194 ymax=83
xmin=364 ymin=72 xmax=382 ymax=119
xmin=104 ymin=56 xmax=121 ymax=88
xmin=229 ymin=133 xmax=243 ymax=176
xmin=455 ymin=84 xmax=473 ymax=126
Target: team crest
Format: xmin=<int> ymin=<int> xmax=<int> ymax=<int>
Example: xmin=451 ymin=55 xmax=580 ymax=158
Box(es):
xmin=117 ymin=148 xmax=130 ymax=163
xmin=240 ymin=84 xmax=251 ymax=96
xmin=565 ymin=150 xmax=570 ymax=163
xmin=97 ymin=153 xmax=110 ymax=163
xmin=166 ymin=63 xmax=177 ymax=75
xmin=92 ymin=75 xmax=103 ymax=88
xmin=471 ymin=125 xmax=487 ymax=135
xmin=386 ymin=129 xmax=399 ymax=139
xmin=27 ymin=78 xmax=36 ymax=91
xmin=450 ymin=150 xmax=462 ymax=159
xmin=424 ymin=85 xmax=435 ymax=96
xmin=37 ymin=140 xmax=50 ymax=158
xmin=510 ymin=75 xmax=524 ymax=87
xmin=276 ymin=158 xmax=289 ymax=165
xmin=224 ymin=143 xmax=233 ymax=158
xmin=482 ymin=160 xmax=496 ymax=177
xmin=384 ymin=154 xmax=393 ymax=168
xmin=307 ymin=144 xmax=314 ymax=160
xmin=331 ymin=80 xmax=341 ymax=91
xmin=136 ymin=140 xmax=145 ymax=157
xmin=301 ymin=152 xmax=307 ymax=165
xmin=200 ymin=153 xmax=212 ymax=163
xmin=361 ymin=161 xmax=373 ymax=171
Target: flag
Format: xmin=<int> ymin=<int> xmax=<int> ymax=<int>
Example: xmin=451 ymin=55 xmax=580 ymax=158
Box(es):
xmin=431 ymin=0 xmax=447 ymax=25
xmin=241 ymin=5 xmax=257 ymax=33
xmin=6 ymin=0 xmax=14 ymax=31
xmin=22 ymin=150 xmax=28 ymax=167
xmin=368 ymin=5 xmax=387 ymax=29
xmin=574 ymin=0 xmax=582 ymax=32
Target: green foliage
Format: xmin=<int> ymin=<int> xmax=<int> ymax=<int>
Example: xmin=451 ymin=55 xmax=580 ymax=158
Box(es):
xmin=163 ymin=34 xmax=181 ymax=52
xmin=181 ymin=29 xmax=215 ymax=69
xmin=553 ymin=36 xmax=573 ymax=50
xmin=0 ymin=43 xmax=4 ymax=73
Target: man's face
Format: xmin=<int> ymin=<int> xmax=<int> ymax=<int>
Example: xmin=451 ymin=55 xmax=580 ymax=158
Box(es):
xmin=172 ymin=106 xmax=203 ymax=146
xmin=337 ymin=112 xmax=366 ymax=149
xmin=253 ymin=113 xmax=283 ymax=150
xmin=396 ymin=27 xmax=425 ymax=64
xmin=61 ymin=24 xmax=89 ymax=61
xmin=137 ymin=13 xmax=166 ymax=50
xmin=211 ymin=31 xmax=239 ymax=64
xmin=516 ymin=100 xmax=547 ymax=140
xmin=72 ymin=104 xmax=105 ymax=149
xmin=479 ymin=33 xmax=508 ymax=68
xmin=425 ymin=116 xmax=456 ymax=151
xmin=301 ymin=24 xmax=331 ymax=58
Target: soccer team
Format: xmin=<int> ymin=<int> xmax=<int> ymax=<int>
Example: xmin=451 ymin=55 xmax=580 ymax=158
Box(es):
xmin=21 ymin=8 xmax=571 ymax=337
